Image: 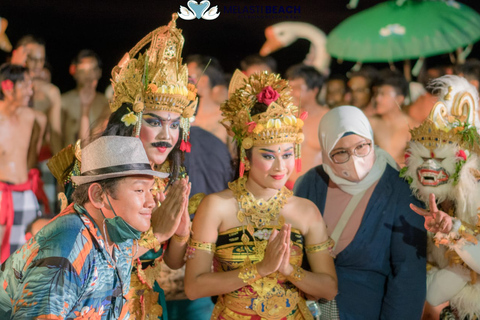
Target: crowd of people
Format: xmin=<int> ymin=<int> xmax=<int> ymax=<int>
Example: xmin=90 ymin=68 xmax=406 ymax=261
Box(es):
xmin=0 ymin=12 xmax=480 ymax=320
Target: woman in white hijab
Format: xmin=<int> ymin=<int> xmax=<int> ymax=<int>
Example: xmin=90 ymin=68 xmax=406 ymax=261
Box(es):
xmin=294 ymin=106 xmax=426 ymax=320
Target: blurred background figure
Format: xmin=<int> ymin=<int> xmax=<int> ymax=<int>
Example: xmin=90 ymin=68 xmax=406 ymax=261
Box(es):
xmin=347 ymin=66 xmax=378 ymax=117
xmin=325 ymin=73 xmax=351 ymax=109
xmin=240 ymin=53 xmax=277 ymax=76
xmin=61 ymin=49 xmax=110 ymax=147
xmin=285 ymin=63 xmax=328 ymax=187
xmin=406 ymin=65 xmax=447 ymax=124
xmin=186 ymin=54 xmax=233 ymax=155
xmin=369 ymin=69 xmax=418 ymax=166
xmin=11 ymin=35 xmax=62 ymax=213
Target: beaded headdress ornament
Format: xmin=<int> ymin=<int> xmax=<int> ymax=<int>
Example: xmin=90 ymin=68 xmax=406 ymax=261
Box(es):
xmin=221 ymin=70 xmax=306 ymax=177
xmin=110 ymin=13 xmax=197 ymax=151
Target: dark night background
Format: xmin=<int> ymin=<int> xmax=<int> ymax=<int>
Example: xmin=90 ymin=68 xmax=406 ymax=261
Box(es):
xmin=2 ymin=0 xmax=480 ymax=93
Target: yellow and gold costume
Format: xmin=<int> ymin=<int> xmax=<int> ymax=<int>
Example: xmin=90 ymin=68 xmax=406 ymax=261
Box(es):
xmin=212 ymin=225 xmax=311 ymax=320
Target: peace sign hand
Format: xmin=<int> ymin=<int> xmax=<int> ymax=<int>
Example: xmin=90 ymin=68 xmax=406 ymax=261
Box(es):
xmin=410 ymin=193 xmax=453 ymax=234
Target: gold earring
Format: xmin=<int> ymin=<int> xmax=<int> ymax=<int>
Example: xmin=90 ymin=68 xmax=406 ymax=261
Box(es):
xmin=245 ymin=159 xmax=251 ymax=171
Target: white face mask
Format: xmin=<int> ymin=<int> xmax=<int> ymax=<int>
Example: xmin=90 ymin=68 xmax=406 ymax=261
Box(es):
xmin=331 ymin=153 xmax=375 ymax=182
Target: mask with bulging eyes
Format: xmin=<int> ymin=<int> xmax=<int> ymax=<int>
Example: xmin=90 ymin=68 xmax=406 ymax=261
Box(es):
xmin=416 ymin=158 xmax=450 ymax=187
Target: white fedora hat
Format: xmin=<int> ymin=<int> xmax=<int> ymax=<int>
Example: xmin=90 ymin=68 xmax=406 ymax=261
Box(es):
xmin=72 ymin=136 xmax=168 ymax=185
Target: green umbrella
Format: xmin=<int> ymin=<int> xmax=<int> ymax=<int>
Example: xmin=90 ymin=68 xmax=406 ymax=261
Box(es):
xmin=327 ymin=0 xmax=480 ymax=63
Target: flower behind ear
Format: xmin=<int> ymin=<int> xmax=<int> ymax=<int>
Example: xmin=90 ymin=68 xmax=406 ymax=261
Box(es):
xmin=1 ymin=79 xmax=13 ymax=92
xmin=121 ymin=111 xmax=138 ymax=127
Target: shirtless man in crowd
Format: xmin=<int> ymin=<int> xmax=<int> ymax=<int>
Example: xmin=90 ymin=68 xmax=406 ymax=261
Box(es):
xmin=186 ymin=55 xmax=232 ymax=153
xmin=62 ymin=49 xmax=110 ymax=146
xmin=369 ymin=69 xmax=419 ymax=166
xmin=286 ymin=64 xmax=329 ymax=187
xmin=12 ymin=36 xmax=62 ymax=155
xmin=0 ymin=64 xmax=41 ymax=262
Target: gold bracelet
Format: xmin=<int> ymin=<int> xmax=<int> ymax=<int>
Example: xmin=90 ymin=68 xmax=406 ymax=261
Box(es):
xmin=286 ymin=264 xmax=305 ymax=283
xmin=185 ymin=238 xmax=216 ymax=260
xmin=238 ymin=258 xmax=261 ymax=285
xmin=305 ymin=237 xmax=335 ymax=253
xmin=172 ymin=233 xmax=189 ymax=243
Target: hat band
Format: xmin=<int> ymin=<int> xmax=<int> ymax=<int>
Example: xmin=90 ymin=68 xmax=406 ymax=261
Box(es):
xmin=81 ymin=163 xmax=152 ymax=176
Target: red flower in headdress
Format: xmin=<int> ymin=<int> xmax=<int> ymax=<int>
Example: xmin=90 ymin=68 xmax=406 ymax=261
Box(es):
xmin=256 ymin=86 xmax=279 ymax=106
xmin=456 ymin=149 xmax=467 ymax=161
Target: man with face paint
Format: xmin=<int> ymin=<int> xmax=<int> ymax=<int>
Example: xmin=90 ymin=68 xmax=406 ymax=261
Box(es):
xmin=48 ymin=14 xmax=200 ymax=320
xmin=0 ymin=135 xmax=167 ymax=319
xmin=294 ymin=106 xmax=426 ymax=319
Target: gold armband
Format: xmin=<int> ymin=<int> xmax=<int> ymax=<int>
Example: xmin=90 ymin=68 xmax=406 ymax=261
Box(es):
xmin=305 ymin=237 xmax=335 ymax=253
xmin=185 ymin=238 xmax=216 ymax=260
xmin=286 ymin=265 xmax=305 ymax=283
xmin=138 ymin=227 xmax=162 ymax=252
xmin=172 ymin=233 xmax=189 ymax=243
xmin=238 ymin=258 xmax=261 ymax=285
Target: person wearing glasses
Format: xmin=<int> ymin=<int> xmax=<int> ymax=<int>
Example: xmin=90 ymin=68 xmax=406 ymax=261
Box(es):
xmin=294 ymin=105 xmax=426 ymax=320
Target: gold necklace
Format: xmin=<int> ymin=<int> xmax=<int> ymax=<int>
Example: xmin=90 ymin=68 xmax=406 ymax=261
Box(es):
xmin=229 ymin=176 xmax=292 ymax=229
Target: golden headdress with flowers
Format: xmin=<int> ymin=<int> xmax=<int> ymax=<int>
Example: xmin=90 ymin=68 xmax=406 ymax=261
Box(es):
xmin=221 ymin=70 xmax=306 ymax=176
xmin=110 ymin=13 xmax=197 ymax=150
xmin=402 ymin=75 xmax=480 ymax=194
xmin=409 ymin=76 xmax=480 ymax=155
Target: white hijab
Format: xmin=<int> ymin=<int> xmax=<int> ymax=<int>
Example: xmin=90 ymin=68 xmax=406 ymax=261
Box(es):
xmin=319 ymin=106 xmax=398 ymax=195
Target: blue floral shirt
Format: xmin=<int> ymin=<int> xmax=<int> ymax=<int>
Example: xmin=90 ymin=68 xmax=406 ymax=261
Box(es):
xmin=0 ymin=203 xmax=134 ymax=319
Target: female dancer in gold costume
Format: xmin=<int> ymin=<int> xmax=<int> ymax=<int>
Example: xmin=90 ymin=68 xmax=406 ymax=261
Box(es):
xmin=184 ymin=71 xmax=338 ymax=319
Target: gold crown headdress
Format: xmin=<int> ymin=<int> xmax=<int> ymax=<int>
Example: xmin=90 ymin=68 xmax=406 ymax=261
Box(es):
xmin=221 ymin=70 xmax=306 ymax=177
xmin=410 ymin=79 xmax=480 ymax=156
xmin=110 ymin=13 xmax=197 ymax=151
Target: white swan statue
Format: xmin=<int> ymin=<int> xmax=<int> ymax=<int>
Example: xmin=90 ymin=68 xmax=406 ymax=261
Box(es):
xmin=260 ymin=22 xmax=330 ymax=75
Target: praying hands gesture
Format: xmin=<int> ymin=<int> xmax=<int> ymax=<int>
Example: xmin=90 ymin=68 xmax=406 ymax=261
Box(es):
xmin=152 ymin=177 xmax=191 ymax=243
xmin=256 ymin=224 xmax=293 ymax=277
xmin=410 ymin=193 xmax=453 ymax=234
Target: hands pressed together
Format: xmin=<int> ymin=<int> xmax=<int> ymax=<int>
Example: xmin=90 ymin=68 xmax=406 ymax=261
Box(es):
xmin=151 ymin=177 xmax=191 ymax=243
xmin=256 ymin=224 xmax=294 ymax=277
xmin=410 ymin=193 xmax=453 ymax=234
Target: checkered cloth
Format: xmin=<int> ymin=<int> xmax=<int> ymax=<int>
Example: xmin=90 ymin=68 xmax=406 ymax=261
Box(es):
xmin=318 ymin=298 xmax=340 ymax=320
xmin=6 ymin=190 xmax=40 ymax=253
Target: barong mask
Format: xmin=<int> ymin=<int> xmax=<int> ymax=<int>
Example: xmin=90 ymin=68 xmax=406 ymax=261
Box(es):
xmin=220 ymin=70 xmax=306 ymax=177
xmin=401 ymin=75 xmax=480 ymax=222
xmin=110 ymin=13 xmax=198 ymax=152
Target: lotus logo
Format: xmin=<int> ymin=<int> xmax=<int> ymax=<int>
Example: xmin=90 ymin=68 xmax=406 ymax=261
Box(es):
xmin=178 ymin=1 xmax=220 ymax=20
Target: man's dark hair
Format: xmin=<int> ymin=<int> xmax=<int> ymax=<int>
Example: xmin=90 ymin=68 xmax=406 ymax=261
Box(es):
xmin=375 ymin=69 xmax=409 ymax=97
xmin=327 ymin=74 xmax=349 ymax=91
xmin=285 ymin=64 xmax=324 ymax=90
xmin=101 ymin=103 xmax=183 ymax=187
xmin=0 ymin=63 xmax=28 ymax=100
xmin=240 ymin=54 xmax=277 ymax=73
xmin=456 ymin=59 xmax=480 ymax=82
xmin=72 ymin=177 xmax=124 ymax=206
xmin=15 ymin=35 xmax=46 ymax=49
xmin=348 ymin=66 xmax=379 ymax=89
xmin=185 ymin=54 xmax=226 ymax=88
xmin=71 ymin=49 xmax=103 ymax=70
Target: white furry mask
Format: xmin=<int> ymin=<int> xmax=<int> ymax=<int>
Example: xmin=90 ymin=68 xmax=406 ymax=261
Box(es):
xmin=403 ymin=142 xmax=459 ymax=205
